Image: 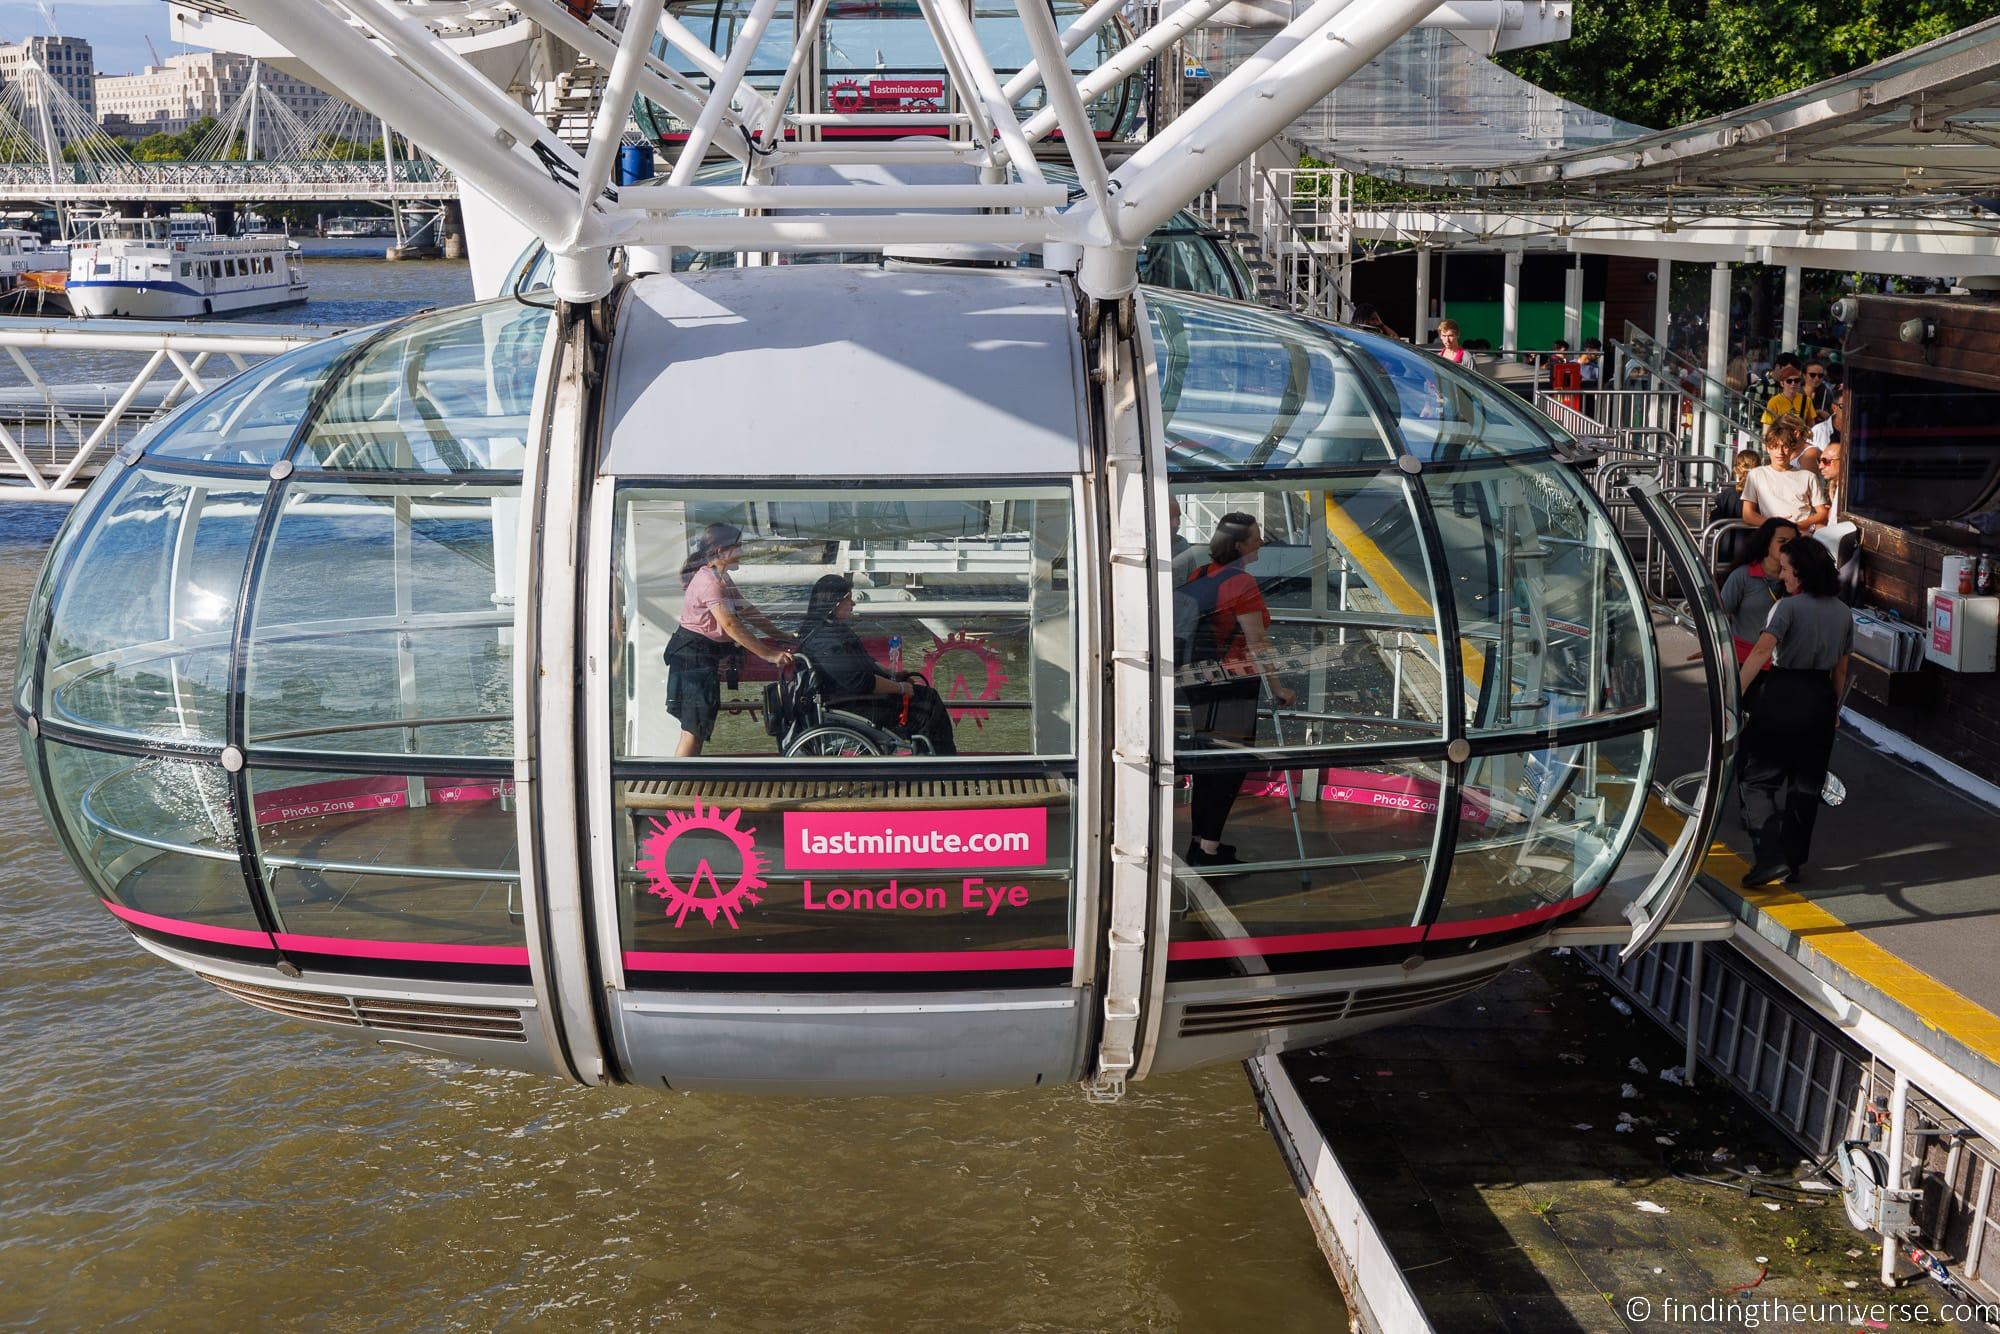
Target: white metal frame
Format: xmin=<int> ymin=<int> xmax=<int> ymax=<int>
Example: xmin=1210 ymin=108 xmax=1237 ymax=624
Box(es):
xmin=226 ymin=0 xmax=1452 ymax=300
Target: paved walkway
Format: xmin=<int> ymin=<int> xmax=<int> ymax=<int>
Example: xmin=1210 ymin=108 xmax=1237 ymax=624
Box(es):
xmin=1658 ymin=621 xmax=2000 ymax=1089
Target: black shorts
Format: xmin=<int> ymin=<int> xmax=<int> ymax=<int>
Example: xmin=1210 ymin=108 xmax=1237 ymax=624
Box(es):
xmin=665 ymin=629 xmax=726 ymax=742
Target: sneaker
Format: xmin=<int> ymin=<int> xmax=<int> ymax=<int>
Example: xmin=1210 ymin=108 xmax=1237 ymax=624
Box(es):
xmin=1783 ymin=866 xmax=1803 ymax=885
xmin=1740 ymin=864 xmax=1788 ymax=889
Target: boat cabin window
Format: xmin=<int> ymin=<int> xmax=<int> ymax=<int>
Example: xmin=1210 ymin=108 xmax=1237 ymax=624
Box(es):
xmin=612 ymin=483 xmax=1076 ymax=761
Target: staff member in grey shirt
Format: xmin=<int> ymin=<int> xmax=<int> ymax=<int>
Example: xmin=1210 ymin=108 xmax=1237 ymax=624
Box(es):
xmin=1719 ymin=518 xmax=1798 ymax=664
xmin=1736 ymin=537 xmax=1852 ymax=887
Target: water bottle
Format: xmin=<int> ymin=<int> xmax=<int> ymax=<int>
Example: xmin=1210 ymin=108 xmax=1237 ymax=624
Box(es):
xmin=888 ymin=634 xmax=902 ymax=676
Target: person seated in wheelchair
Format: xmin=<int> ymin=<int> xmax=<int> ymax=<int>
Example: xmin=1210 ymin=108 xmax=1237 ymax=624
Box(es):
xmin=795 ymin=574 xmax=957 ymax=756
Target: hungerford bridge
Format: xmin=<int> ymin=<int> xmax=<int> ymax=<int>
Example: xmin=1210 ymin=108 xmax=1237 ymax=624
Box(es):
xmin=0 ymin=50 xmax=458 ymax=207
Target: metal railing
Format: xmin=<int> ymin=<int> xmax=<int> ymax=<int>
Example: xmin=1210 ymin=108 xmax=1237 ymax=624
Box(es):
xmin=0 ymin=317 xmax=343 ymax=502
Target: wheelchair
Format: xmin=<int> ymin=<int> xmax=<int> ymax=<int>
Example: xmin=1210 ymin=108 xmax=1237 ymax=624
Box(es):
xmin=764 ymin=653 xmax=938 ymax=757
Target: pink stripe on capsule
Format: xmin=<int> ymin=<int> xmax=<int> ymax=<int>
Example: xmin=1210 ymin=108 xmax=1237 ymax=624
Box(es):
xmin=1423 ymin=889 xmax=1599 ymax=940
xmin=1167 ymin=924 xmax=1426 ymax=961
xmin=101 ymin=899 xmax=274 ymax=949
xmin=622 ymin=947 xmax=1074 ymax=973
xmin=272 ymin=932 xmax=531 ymax=967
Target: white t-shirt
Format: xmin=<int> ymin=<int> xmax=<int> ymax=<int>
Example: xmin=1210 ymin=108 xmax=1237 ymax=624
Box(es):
xmin=1742 ymin=465 xmax=1828 ymax=524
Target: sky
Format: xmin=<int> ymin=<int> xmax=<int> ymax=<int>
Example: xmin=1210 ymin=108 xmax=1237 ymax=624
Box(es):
xmin=0 ymin=1 xmax=179 ymax=77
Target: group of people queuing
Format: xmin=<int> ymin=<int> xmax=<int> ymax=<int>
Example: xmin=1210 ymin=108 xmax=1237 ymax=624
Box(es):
xmin=1713 ymin=510 xmax=1853 ymax=891
xmin=663 ymin=522 xmax=956 ymax=758
xmin=1714 ymin=415 xmax=1840 ymax=535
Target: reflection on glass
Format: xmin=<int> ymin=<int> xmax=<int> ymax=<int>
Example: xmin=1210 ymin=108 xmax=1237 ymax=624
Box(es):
xmin=613 ymin=485 xmax=1075 ymax=759
xmin=1431 ymin=732 xmax=1652 ymax=931
xmin=1170 ymin=474 xmax=1445 ymax=754
xmin=41 ymin=741 xmax=259 ymax=931
xmin=1148 ymin=290 xmax=1394 ymax=470
xmin=145 ymin=329 xmax=369 ymax=464
xmin=291 ymin=302 xmax=552 ymax=472
xmin=1169 ymin=760 xmax=1440 ymax=945
xmin=249 ymin=768 xmax=522 ymax=946
xmin=614 ymin=775 xmax=1073 ymax=968
xmin=244 ymin=482 xmax=516 ymax=758
xmin=1340 ymin=326 xmax=1568 ymax=460
xmin=42 ymin=466 xmax=266 ymax=743
xmin=1422 ymin=460 xmax=1653 ymax=736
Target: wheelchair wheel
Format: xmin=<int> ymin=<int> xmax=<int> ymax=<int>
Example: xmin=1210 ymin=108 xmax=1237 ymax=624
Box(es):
xmin=785 ymin=724 xmax=885 ymax=757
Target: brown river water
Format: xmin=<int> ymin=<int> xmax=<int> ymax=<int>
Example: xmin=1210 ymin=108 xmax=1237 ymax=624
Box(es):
xmin=0 ymin=255 xmax=1344 ymax=1330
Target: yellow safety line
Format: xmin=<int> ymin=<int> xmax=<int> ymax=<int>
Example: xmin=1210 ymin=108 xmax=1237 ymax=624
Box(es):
xmin=1320 ymin=493 xmax=1484 ymax=682
xmin=1640 ymin=800 xmax=2000 ymax=1067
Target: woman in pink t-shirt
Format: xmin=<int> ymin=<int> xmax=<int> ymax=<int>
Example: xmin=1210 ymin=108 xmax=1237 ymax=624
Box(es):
xmin=665 ymin=522 xmax=793 ymax=756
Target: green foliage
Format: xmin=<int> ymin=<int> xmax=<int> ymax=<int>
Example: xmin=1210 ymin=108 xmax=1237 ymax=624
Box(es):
xmin=125 ymin=116 xmax=221 ymax=162
xmin=1500 ymin=0 xmax=1998 ymax=129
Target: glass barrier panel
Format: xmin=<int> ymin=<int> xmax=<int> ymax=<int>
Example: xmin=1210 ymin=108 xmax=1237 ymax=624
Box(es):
xmin=244 ymin=481 xmax=516 ymax=759
xmin=614 ymin=773 xmax=1075 ymax=983
xmin=291 ymin=302 xmax=552 ymax=473
xmin=1427 ymin=731 xmax=1653 ymax=936
xmin=1421 ymin=459 xmax=1654 ymax=739
xmin=1169 ymin=474 xmax=1446 ymax=756
xmin=40 ymin=740 xmax=262 ymax=936
xmin=145 ymin=330 xmax=370 ymax=465
xmin=1167 ymin=759 xmax=1442 ymax=960
xmin=1149 ymin=291 xmax=1394 ymax=471
xmin=613 ymin=484 xmax=1075 ymax=761
xmin=17 ymin=474 xmax=121 ymax=713
xmin=249 ymin=767 xmax=524 ymax=951
xmin=42 ymin=466 xmax=266 ymax=744
xmin=1338 ymin=327 xmax=1570 ymax=460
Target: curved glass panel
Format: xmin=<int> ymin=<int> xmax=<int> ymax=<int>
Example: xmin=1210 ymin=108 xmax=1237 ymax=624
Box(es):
xmin=41 ymin=740 xmax=260 ymax=934
xmin=613 ymin=483 xmax=1075 ymax=761
xmin=291 ymin=302 xmax=553 ymax=473
xmin=1168 ymin=760 xmax=1441 ymax=959
xmin=1169 ymin=473 xmax=1445 ymax=754
xmin=1139 ymin=229 xmax=1245 ymax=302
xmin=1338 ymin=326 xmax=1570 ymax=460
xmin=145 ymin=329 xmax=371 ymax=465
xmin=15 ymin=470 xmax=121 ymax=714
xmin=1147 ymin=291 xmax=1394 ymax=471
xmin=244 ymin=481 xmax=516 ymax=759
xmin=42 ymin=465 xmax=266 ymax=744
xmin=249 ymin=767 xmax=523 ymax=949
xmin=1429 ymin=732 xmax=1652 ymax=933
xmin=1421 ymin=459 xmax=1653 ymax=738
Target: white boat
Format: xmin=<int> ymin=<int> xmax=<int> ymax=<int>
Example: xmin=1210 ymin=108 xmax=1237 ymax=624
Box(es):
xmin=0 ymin=228 xmax=64 ymax=288
xmin=323 ymin=214 xmax=396 ymax=238
xmin=67 ymin=213 xmax=307 ymax=318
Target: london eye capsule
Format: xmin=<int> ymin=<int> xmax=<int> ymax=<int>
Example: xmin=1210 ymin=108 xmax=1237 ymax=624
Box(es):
xmin=15 ymin=267 xmax=1738 ymax=1095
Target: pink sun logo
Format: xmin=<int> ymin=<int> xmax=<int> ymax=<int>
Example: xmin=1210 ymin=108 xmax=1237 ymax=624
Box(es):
xmin=636 ymin=801 xmax=770 ymax=930
xmin=920 ymin=631 xmax=1009 ymax=728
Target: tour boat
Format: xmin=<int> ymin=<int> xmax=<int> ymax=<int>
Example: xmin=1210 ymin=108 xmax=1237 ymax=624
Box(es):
xmin=66 ymin=213 xmax=307 ymax=318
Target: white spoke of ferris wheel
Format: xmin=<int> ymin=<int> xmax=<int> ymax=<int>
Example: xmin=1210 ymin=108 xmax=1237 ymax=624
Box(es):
xmin=654 ymin=8 xmax=774 ymax=124
xmin=1011 ymin=0 xmax=1111 ymax=219
xmin=331 ymin=0 xmax=564 ymax=164
xmin=755 ymin=0 xmax=831 ymax=148
xmin=921 ymin=0 xmax=1047 ymax=183
xmin=228 ymin=0 xmax=594 ymax=251
xmin=665 ymin=0 xmax=781 ymax=186
xmin=505 ymin=0 xmax=747 ymax=163
xmin=999 ymin=0 xmax=1127 ymax=104
xmin=1072 ymin=0 xmax=1442 ymax=253
xmin=572 ymin=0 xmax=668 ymax=236
xmin=1014 ymin=0 xmax=1236 ymax=150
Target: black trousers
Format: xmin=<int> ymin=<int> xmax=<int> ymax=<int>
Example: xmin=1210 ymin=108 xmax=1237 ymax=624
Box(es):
xmin=849 ymin=683 xmax=958 ymax=755
xmin=1738 ymin=668 xmax=1838 ymax=871
xmin=1184 ymin=678 xmax=1261 ymax=843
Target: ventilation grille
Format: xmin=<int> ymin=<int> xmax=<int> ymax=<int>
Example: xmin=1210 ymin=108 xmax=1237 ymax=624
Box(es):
xmin=199 ymin=974 xmax=527 ymax=1042
xmin=1178 ymin=963 xmax=1509 ymax=1037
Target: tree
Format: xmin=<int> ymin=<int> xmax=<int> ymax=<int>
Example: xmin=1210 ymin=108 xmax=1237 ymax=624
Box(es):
xmin=1501 ymin=0 xmax=1998 ymax=129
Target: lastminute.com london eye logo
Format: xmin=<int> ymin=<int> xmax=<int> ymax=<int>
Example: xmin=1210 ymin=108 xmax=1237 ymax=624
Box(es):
xmin=637 ymin=802 xmax=769 ymax=929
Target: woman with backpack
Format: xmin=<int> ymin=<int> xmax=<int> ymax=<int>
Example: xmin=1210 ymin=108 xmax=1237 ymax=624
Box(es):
xmin=1176 ymin=512 xmax=1297 ymax=869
